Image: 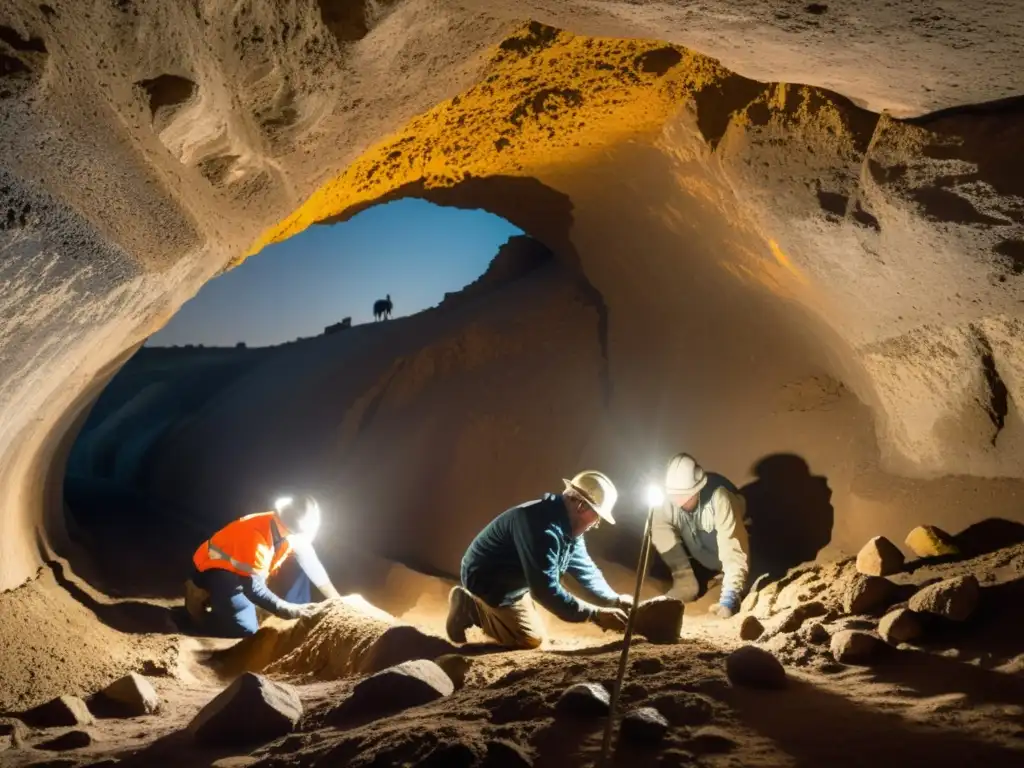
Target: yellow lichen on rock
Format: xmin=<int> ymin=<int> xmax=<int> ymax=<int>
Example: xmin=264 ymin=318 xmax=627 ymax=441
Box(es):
xmin=243 ymin=24 xmax=731 ymax=262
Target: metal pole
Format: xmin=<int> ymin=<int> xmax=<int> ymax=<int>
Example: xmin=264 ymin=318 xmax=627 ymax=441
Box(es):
xmin=597 ymin=505 xmax=655 ymax=767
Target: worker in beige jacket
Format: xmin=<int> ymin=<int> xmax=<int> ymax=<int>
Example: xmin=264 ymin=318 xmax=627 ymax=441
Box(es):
xmin=651 ymin=453 xmax=750 ymax=618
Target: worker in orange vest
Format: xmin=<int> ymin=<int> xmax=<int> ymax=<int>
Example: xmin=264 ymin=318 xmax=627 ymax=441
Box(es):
xmin=185 ymin=494 xmax=342 ymax=637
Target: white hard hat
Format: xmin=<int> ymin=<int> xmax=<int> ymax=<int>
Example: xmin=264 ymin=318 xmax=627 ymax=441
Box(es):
xmin=665 ymin=453 xmax=707 ymax=499
xmin=562 ymin=470 xmax=618 ymax=524
xmin=275 ymin=494 xmax=322 ymax=539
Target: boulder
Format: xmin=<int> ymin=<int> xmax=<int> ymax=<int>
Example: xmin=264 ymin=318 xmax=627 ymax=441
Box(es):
xmin=555 ymin=682 xmax=610 ymax=717
xmin=620 ymin=706 xmax=670 ymax=744
xmin=634 ymin=597 xmax=684 ymax=643
xmin=905 ymin=526 xmax=959 ymax=558
xmin=21 ymin=695 xmax=94 ymax=728
xmin=830 ymin=630 xmax=883 ymax=664
xmin=908 ymin=575 xmax=980 ymax=621
xmin=96 ymin=672 xmax=161 ymax=716
xmin=878 ymin=608 xmax=924 ymax=645
xmin=842 ymin=574 xmax=894 ymax=615
xmin=346 ymin=660 xmax=453 ymax=717
xmin=650 ymin=692 xmax=714 ymax=726
xmin=188 ymin=673 xmax=302 ymax=747
xmin=856 ymin=537 xmax=905 ymax=576
xmin=724 ymin=645 xmax=786 ymax=690
xmin=739 ymin=616 xmax=764 ymax=641
xmin=37 ymin=729 xmax=93 ymax=751
xmin=434 ymin=655 xmax=473 ymax=690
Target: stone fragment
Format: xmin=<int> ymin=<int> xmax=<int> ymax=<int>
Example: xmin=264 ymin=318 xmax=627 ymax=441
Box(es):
xmin=0 ymin=718 xmax=29 ymax=750
xmin=434 ymin=655 xmax=473 ymax=690
xmin=830 ymin=629 xmax=883 ymax=664
xmin=97 ymin=672 xmax=161 ymax=716
xmin=37 ymin=729 xmax=93 ymax=751
xmin=802 ymin=622 xmax=830 ymax=646
xmin=188 ymin=673 xmax=302 ymax=747
xmin=631 ymin=657 xmax=663 ymax=675
xmin=634 ymin=596 xmax=684 ymax=643
xmin=724 ymin=645 xmax=787 ymax=690
xmin=843 ymin=574 xmax=894 ymax=615
xmin=620 ymin=706 xmax=669 ymax=744
xmin=772 ymin=601 xmax=829 ymax=635
xmin=21 ymin=695 xmax=94 ymax=728
xmin=345 ymin=659 xmax=453 ymax=718
xmin=739 ymin=616 xmax=764 ymax=641
xmin=908 ymin=575 xmax=980 ymax=621
xmin=878 ymin=608 xmax=924 ymax=644
xmin=555 ymin=682 xmax=610 ymax=717
xmin=856 ymin=536 xmax=906 ymax=576
xmin=650 ymin=692 xmax=714 ymax=726
xmin=905 ymin=526 xmax=959 ymax=558
xmin=687 ymin=726 xmax=738 ymax=754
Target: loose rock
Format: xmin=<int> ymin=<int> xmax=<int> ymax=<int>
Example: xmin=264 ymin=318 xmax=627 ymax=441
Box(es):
xmin=555 ymin=682 xmax=610 ymax=717
xmin=856 ymin=536 xmax=905 ymax=576
xmin=739 ymin=616 xmax=764 ymax=641
xmin=634 ymin=597 xmax=684 ymax=643
xmin=905 ymin=526 xmax=959 ymax=558
xmin=20 ymin=695 xmax=94 ymax=728
xmin=621 ymin=706 xmax=670 ymax=744
xmin=37 ymin=729 xmax=93 ymax=751
xmin=908 ymin=575 xmax=980 ymax=621
xmin=0 ymin=718 xmax=29 ymax=750
xmin=188 ymin=673 xmax=302 ymax=747
xmin=772 ymin=602 xmax=829 ymax=635
xmin=843 ymin=574 xmax=894 ymax=615
xmin=345 ymin=660 xmax=453 ymax=718
xmin=831 ymin=629 xmax=883 ymax=664
xmin=434 ymin=655 xmax=473 ymax=690
xmin=878 ymin=608 xmax=924 ymax=644
xmin=725 ymin=645 xmax=787 ymax=689
xmin=632 ymin=657 xmax=663 ymax=675
xmin=97 ymin=672 xmax=161 ymax=716
xmin=650 ymin=692 xmax=714 ymax=725
xmin=687 ymin=726 xmax=738 ymax=754
xmin=802 ymin=622 xmax=831 ymax=646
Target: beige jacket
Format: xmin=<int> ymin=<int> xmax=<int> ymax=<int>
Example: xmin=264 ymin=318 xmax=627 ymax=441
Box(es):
xmin=651 ymin=481 xmax=750 ymax=601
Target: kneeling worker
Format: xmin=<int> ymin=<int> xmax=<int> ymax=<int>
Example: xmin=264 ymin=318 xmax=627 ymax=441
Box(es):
xmin=446 ymin=470 xmax=631 ymax=649
xmin=652 ymin=453 xmax=750 ymax=618
xmin=186 ymin=494 xmax=342 ymax=637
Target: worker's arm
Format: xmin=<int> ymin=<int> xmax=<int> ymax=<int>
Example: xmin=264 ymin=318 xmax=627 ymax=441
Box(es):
xmin=712 ymin=488 xmax=750 ymax=612
xmin=512 ymin=514 xmax=597 ymax=623
xmin=289 ymin=536 xmax=341 ymax=600
xmin=243 ymin=574 xmax=299 ymax=618
xmin=651 ymin=502 xmax=699 ymax=601
xmin=565 ymin=537 xmax=620 ymax=605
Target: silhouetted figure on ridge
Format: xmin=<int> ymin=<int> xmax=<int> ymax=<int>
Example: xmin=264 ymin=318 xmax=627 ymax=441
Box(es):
xmin=373 ymin=294 xmax=393 ymax=321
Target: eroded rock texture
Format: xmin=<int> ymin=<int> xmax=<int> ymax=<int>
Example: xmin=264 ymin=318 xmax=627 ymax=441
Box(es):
xmin=1 ymin=1 xmax=1023 ymax=594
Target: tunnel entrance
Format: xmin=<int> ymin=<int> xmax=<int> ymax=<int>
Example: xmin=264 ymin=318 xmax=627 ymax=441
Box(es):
xmin=61 ymin=199 xmax=547 ymax=601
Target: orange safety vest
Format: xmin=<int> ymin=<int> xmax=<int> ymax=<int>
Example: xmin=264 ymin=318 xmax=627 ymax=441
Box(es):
xmin=193 ymin=512 xmax=293 ymax=580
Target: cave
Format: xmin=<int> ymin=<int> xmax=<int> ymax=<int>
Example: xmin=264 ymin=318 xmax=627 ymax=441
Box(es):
xmin=1 ymin=2 xmax=1023 ymax=765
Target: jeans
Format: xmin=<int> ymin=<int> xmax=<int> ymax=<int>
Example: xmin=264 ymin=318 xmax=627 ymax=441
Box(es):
xmin=195 ymin=566 xmax=311 ymax=638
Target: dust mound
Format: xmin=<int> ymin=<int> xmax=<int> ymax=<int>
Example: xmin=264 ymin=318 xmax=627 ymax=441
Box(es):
xmin=216 ymin=599 xmax=457 ymax=681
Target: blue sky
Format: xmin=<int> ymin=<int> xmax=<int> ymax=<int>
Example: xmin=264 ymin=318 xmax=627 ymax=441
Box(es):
xmin=148 ymin=199 xmax=524 ymax=348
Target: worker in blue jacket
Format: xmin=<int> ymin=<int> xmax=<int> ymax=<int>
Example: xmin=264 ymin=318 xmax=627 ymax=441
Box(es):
xmin=446 ymin=470 xmax=631 ymax=649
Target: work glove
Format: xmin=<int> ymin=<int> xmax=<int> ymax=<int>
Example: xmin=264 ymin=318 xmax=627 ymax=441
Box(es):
xmin=590 ymin=606 xmax=628 ymax=633
xmin=279 ymin=602 xmax=321 ymax=620
xmin=615 ymin=593 xmax=634 ymax=610
xmin=707 ymin=602 xmax=735 ymax=619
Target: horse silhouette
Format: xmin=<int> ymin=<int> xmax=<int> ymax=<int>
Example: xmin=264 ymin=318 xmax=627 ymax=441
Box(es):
xmin=373 ymin=294 xmax=393 ymax=321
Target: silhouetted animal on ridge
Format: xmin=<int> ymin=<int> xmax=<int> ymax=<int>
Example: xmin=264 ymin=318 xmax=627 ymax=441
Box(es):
xmin=373 ymin=294 xmax=393 ymax=321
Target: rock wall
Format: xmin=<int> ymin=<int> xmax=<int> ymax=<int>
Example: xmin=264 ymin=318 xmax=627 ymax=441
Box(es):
xmin=1 ymin=1 xmax=1023 ymax=590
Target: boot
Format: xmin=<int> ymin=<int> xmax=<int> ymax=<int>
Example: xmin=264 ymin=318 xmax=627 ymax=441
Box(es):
xmin=184 ymin=579 xmax=210 ymax=623
xmin=445 ymin=586 xmax=478 ymax=643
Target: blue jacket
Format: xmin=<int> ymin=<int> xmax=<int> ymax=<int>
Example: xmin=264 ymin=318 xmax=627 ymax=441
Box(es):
xmin=460 ymin=493 xmax=619 ymax=622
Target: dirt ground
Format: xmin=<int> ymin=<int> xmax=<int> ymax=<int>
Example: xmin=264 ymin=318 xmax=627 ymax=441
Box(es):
xmin=2 ymin=533 xmax=1023 ymax=768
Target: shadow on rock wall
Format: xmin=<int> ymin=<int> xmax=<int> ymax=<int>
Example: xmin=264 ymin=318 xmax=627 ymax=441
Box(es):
xmin=742 ymin=453 xmax=834 ymax=581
